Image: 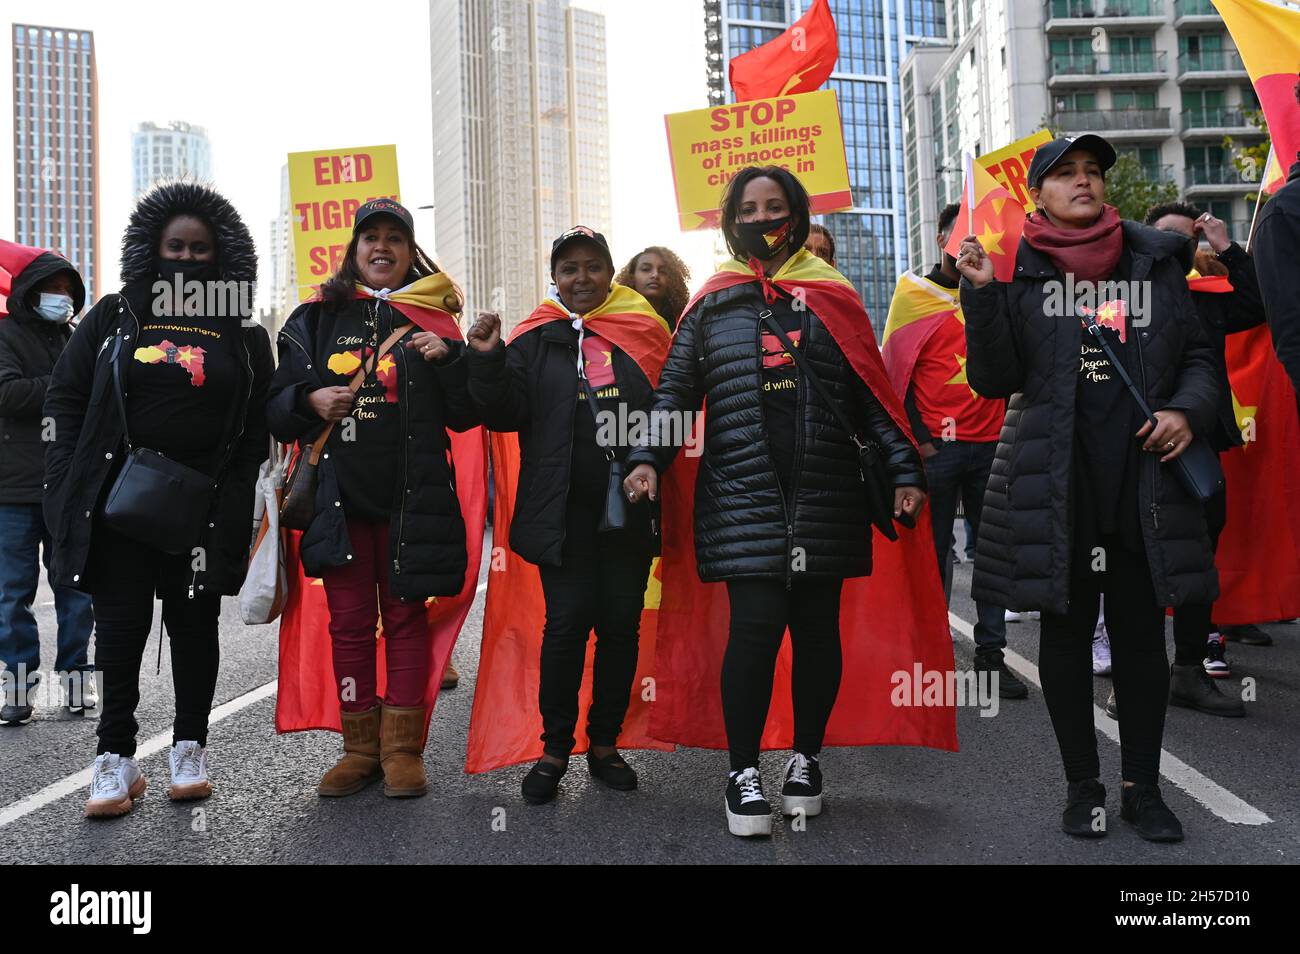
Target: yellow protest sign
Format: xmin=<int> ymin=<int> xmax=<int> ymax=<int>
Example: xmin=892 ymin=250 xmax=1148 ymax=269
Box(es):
xmin=975 ymin=129 xmax=1052 ymax=213
xmin=664 ymin=90 xmax=852 ymax=231
xmin=287 ymin=144 xmax=400 ymax=302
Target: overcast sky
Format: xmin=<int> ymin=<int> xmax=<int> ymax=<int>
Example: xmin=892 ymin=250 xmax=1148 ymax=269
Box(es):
xmin=1 ymin=0 xmax=722 ymax=310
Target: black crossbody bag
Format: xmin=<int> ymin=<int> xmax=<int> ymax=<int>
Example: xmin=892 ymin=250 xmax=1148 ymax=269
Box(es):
xmin=758 ymin=310 xmax=906 ymax=541
xmin=101 ymin=334 xmax=238 ymax=555
xmin=578 ymin=354 xmax=632 ymax=535
xmin=1078 ymin=309 xmax=1224 ymax=502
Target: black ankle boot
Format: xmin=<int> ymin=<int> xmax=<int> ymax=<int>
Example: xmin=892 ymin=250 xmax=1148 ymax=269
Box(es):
xmin=1120 ymin=783 xmax=1184 ymax=842
xmin=1170 ymin=664 xmax=1245 ymax=717
xmin=1062 ymin=778 xmax=1107 ymax=838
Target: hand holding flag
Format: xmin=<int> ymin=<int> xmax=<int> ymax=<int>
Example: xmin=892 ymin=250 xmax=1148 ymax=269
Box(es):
xmin=945 ymin=151 xmax=1028 ymax=282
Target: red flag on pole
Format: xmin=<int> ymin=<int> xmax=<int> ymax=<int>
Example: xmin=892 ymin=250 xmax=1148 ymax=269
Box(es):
xmin=728 ymin=0 xmax=838 ymax=102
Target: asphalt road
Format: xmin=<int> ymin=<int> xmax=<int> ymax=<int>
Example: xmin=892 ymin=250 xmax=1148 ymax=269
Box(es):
xmin=2 ymin=529 xmax=1296 ymax=864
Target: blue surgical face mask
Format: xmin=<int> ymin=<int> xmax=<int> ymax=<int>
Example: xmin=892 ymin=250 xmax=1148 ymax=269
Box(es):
xmin=35 ymin=293 xmax=75 ymax=323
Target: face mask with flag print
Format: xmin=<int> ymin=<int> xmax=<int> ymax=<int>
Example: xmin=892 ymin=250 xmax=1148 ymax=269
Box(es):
xmin=735 ymin=216 xmax=793 ymax=260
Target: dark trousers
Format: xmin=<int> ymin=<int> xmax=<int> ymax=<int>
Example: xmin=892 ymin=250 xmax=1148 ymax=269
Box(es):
xmin=924 ymin=440 xmax=1007 ymax=654
xmin=722 ymin=577 xmax=844 ymax=772
xmin=88 ymin=525 xmax=221 ymax=757
xmin=1171 ymin=475 xmax=1227 ymax=666
xmin=1040 ymin=538 xmax=1168 ymax=785
xmin=537 ymin=504 xmax=652 ymax=759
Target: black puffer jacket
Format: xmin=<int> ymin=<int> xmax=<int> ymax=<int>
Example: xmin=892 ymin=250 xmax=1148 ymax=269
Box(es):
xmin=626 ymin=281 xmax=924 ymax=582
xmin=43 ymin=182 xmax=273 ymax=596
xmin=465 ymin=320 xmax=654 ymax=567
xmin=1254 ymin=157 xmax=1300 ymax=417
xmin=267 ymin=298 xmax=478 ymax=600
xmin=963 ymin=221 xmax=1220 ymax=614
xmin=0 ymin=248 xmax=85 ymax=503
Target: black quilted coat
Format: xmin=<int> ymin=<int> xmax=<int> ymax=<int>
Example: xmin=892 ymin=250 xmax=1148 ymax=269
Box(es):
xmin=626 ymin=280 xmax=925 ymax=583
xmin=962 ymin=221 xmax=1220 ymax=614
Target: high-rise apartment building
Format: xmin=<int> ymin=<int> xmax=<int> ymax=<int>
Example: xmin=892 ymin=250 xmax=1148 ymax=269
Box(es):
xmin=12 ymin=23 xmax=100 ymax=302
xmin=132 ymin=120 xmax=212 ymax=199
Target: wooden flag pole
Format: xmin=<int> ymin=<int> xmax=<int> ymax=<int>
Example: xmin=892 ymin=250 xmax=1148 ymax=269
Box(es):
xmin=1244 ymin=143 xmax=1273 ymax=254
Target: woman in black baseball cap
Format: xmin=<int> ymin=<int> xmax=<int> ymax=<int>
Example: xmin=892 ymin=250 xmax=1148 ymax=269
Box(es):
xmin=955 ymin=134 xmax=1219 ymax=843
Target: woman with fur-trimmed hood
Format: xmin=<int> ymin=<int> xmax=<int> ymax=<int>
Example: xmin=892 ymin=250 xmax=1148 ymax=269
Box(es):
xmin=43 ymin=181 xmax=273 ymax=820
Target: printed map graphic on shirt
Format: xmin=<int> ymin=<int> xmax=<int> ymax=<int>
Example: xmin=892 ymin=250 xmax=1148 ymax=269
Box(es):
xmin=760 ymin=328 xmax=801 ymax=368
xmin=580 ymin=333 xmax=618 ymax=392
xmin=326 ymin=348 xmax=399 ymax=402
xmin=1080 ymin=299 xmax=1128 ymax=344
xmin=133 ymin=341 xmax=206 ymax=386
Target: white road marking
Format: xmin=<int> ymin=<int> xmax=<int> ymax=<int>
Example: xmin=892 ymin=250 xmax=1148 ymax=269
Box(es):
xmin=950 ymin=611 xmax=1272 ymax=826
xmin=0 ymin=579 xmax=492 ymax=829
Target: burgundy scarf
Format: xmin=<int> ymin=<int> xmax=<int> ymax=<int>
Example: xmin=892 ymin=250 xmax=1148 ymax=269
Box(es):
xmin=1022 ymin=204 xmax=1123 ymax=284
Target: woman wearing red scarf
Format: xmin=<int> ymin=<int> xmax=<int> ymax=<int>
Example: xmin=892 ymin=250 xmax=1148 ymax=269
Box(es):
xmin=956 ymin=136 xmax=1220 ymax=842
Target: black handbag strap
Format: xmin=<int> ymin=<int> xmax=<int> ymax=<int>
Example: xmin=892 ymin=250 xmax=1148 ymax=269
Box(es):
xmin=1078 ymin=310 xmax=1159 ymax=427
xmin=577 ymin=333 xmax=617 ymax=463
xmin=758 ymin=309 xmax=870 ymax=451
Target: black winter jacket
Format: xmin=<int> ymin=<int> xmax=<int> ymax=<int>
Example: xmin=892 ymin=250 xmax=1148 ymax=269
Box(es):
xmin=1254 ymin=157 xmax=1300 ymax=418
xmin=0 ymin=251 xmax=85 ymax=503
xmin=465 ymin=320 xmax=655 ymax=567
xmin=963 ymin=221 xmax=1220 ymax=614
xmin=267 ymin=299 xmax=478 ymax=600
xmin=43 ymin=182 xmax=272 ymax=597
xmin=626 ymin=281 xmax=925 ymax=582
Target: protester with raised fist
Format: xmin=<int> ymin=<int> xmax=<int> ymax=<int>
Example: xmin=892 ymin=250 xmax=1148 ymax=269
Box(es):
xmin=616 ymin=245 xmax=691 ymax=330
xmin=267 ymin=199 xmax=478 ymax=801
xmin=957 ymin=135 xmax=1219 ymax=842
xmin=0 ymin=241 xmax=95 ymax=725
xmin=42 ymin=182 xmax=272 ymax=818
xmin=465 ymin=226 xmax=671 ymax=805
xmin=623 ymin=167 xmax=929 ymax=838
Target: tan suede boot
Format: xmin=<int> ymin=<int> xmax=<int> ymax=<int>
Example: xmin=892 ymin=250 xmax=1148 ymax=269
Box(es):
xmin=317 ymin=706 xmax=382 ymax=797
xmin=380 ymin=704 xmax=428 ymax=798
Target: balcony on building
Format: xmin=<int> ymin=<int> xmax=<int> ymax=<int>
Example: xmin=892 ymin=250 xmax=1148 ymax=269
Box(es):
xmin=1177 ymin=49 xmax=1248 ymax=83
xmin=1184 ymin=163 xmax=1261 ymax=194
xmin=1180 ymin=106 xmax=1260 ymax=139
xmin=1173 ymin=0 xmax=1221 ymax=28
xmin=1048 ymin=51 xmax=1168 ymax=86
xmin=1045 ymin=0 xmax=1165 ymax=31
xmin=1052 ymin=106 xmax=1174 ymax=139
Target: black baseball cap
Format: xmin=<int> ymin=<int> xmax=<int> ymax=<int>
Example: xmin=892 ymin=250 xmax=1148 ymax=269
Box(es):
xmin=550 ymin=225 xmax=613 ymax=273
xmin=353 ymin=198 xmax=414 ymax=236
xmin=1027 ymin=135 xmax=1118 ymax=190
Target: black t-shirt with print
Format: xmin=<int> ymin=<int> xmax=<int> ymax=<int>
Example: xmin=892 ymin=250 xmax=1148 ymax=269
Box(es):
xmin=572 ymin=330 xmax=624 ymax=504
xmin=759 ymin=295 xmax=803 ymax=495
xmin=1072 ymin=250 xmax=1144 ymax=558
xmin=323 ymin=302 xmax=405 ymax=522
xmin=126 ymin=314 xmax=239 ymax=474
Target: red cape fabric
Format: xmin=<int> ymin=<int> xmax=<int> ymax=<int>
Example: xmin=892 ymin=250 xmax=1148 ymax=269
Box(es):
xmin=275 ymin=293 xmax=488 ymax=738
xmin=0 ymin=239 xmax=47 ymax=317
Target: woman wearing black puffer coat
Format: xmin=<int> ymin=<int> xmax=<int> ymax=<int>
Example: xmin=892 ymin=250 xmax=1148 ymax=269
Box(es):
xmin=624 ymin=166 xmax=927 ymax=838
xmin=43 ymin=181 xmax=273 ymax=819
xmin=957 ymin=135 xmax=1219 ymax=844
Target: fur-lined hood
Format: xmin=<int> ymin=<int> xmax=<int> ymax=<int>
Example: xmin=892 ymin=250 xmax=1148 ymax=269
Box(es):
xmin=120 ymin=181 xmax=257 ymax=286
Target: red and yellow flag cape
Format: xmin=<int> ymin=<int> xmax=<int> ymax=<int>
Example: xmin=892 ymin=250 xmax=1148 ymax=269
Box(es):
xmin=648 ymin=250 xmax=958 ymax=753
xmin=879 ymin=271 xmax=962 ymax=400
xmin=465 ymin=284 xmax=674 ymax=773
xmin=276 ymin=273 xmax=489 ymax=737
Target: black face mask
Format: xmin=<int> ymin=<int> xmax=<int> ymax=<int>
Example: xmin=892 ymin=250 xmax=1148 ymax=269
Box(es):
xmin=158 ymin=258 xmax=219 ymax=283
xmin=1159 ymin=229 xmax=1197 ymax=273
xmin=734 ymin=216 xmax=793 ymax=261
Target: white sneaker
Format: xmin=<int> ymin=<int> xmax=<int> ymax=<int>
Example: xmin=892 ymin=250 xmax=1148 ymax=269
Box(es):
xmin=1092 ymin=630 xmax=1112 ymax=676
xmin=85 ymin=753 xmax=146 ymax=818
xmin=1004 ymin=610 xmax=1041 ymax=622
xmin=60 ymin=670 xmax=98 ymax=713
xmin=168 ymin=741 xmax=213 ymax=801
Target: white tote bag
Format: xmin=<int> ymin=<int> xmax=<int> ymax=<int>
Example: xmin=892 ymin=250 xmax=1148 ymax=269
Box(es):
xmin=238 ymin=443 xmax=290 ymax=625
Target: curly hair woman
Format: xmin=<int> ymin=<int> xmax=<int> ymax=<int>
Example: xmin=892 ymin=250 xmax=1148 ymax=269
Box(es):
xmin=615 ymin=246 xmax=691 ymax=329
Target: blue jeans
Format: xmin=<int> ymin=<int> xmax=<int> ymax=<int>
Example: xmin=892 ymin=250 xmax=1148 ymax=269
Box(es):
xmin=0 ymin=503 xmax=94 ymax=683
xmin=923 ymin=440 xmax=1007 ymax=655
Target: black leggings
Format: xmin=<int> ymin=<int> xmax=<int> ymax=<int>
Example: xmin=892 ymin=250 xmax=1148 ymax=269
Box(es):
xmin=722 ymin=577 xmax=844 ymax=772
xmin=1041 ymin=538 xmax=1167 ymax=785
xmin=1171 ymin=480 xmax=1226 ymax=665
xmin=88 ymin=525 xmax=221 ymax=757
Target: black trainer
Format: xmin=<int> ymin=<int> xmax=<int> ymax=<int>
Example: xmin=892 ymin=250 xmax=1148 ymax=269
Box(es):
xmin=521 ymin=758 xmax=567 ymax=805
xmin=0 ymin=673 xmax=40 ymax=726
xmin=1120 ymin=783 xmax=1184 ymax=842
xmin=1169 ymin=664 xmax=1245 ymax=717
xmin=725 ymin=767 xmax=772 ymax=837
xmin=587 ymin=750 xmax=637 ymax=790
xmin=1062 ymin=778 xmax=1107 ymax=838
xmin=974 ymin=651 xmax=1029 ymax=699
xmin=1220 ymin=623 xmax=1273 ymax=646
xmin=780 ymin=752 xmax=823 ymax=817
